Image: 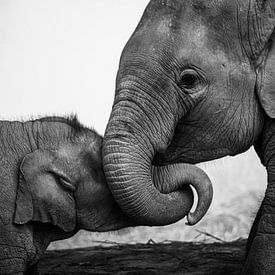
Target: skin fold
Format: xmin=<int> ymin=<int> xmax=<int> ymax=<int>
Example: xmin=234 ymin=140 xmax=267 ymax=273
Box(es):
xmin=0 ymin=116 xmax=133 ymax=274
xmin=103 ymin=0 xmax=275 ymax=274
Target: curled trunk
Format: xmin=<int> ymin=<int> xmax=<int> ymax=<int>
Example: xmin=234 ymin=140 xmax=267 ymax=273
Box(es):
xmin=103 ymin=100 xmax=213 ymax=226
xmin=152 ymin=164 xmax=213 ymax=225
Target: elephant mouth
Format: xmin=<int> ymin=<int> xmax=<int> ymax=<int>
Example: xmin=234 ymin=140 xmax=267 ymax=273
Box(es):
xmin=152 ymin=148 xmax=198 ymax=166
xmin=152 ymin=143 xmax=233 ymax=166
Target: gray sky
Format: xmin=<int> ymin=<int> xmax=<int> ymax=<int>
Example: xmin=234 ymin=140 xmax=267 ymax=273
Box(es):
xmin=0 ymin=0 xmax=149 ymax=134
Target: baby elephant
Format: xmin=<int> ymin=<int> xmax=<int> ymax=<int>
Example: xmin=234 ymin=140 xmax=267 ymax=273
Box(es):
xmin=0 ymin=116 xmax=131 ymax=274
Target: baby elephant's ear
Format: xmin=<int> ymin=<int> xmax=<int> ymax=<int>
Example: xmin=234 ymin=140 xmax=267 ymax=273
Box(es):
xmin=14 ymin=149 xmax=76 ymax=232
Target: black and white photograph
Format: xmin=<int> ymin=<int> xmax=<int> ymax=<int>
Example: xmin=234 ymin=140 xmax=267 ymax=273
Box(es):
xmin=0 ymin=0 xmax=274 ymax=274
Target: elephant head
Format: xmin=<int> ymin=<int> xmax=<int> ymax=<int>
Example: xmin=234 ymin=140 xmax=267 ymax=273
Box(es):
xmin=13 ymin=117 xmax=131 ymax=234
xmin=103 ymin=0 xmax=275 ymax=226
xmin=1 ymin=116 xmax=134 ymax=274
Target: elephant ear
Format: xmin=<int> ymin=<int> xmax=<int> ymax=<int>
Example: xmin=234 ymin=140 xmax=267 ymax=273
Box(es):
xmin=250 ymin=0 xmax=275 ymax=117
xmin=257 ymin=32 xmax=275 ymax=118
xmin=14 ymin=149 xmax=76 ymax=232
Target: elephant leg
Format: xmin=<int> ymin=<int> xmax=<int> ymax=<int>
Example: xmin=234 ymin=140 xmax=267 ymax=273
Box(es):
xmin=242 ymin=184 xmax=275 ymax=274
xmin=0 ymin=234 xmax=28 ymax=274
xmin=0 ymin=226 xmax=38 ymax=275
xmin=245 ymin=203 xmax=263 ymax=257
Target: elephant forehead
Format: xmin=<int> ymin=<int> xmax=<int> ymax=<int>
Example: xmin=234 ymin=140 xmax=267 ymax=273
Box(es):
xmin=148 ymin=0 xmax=185 ymax=13
xmin=137 ymin=0 xmax=186 ymax=34
xmin=57 ymin=144 xmax=82 ymax=160
xmin=150 ymin=0 xmax=242 ymax=61
xmin=176 ymin=22 xmax=246 ymax=71
xmin=154 ymin=15 xmax=207 ymax=39
xmin=187 ymin=22 xmax=208 ymax=48
xmin=57 ymin=140 xmax=101 ymax=172
xmin=156 ymin=18 xmax=174 ymax=35
xmin=58 ymin=133 xmax=99 ymax=157
xmin=177 ymin=34 xmax=229 ymax=69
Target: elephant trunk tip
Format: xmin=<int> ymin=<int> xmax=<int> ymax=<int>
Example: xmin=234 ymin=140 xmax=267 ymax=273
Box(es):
xmin=185 ymin=173 xmax=213 ymax=225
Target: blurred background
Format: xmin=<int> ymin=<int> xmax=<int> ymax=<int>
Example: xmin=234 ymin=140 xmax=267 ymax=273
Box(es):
xmin=0 ymin=0 xmax=267 ymax=248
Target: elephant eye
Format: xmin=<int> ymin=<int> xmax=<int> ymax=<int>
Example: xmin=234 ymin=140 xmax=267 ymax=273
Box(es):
xmin=54 ymin=173 xmax=75 ymax=192
xmin=59 ymin=176 xmax=75 ymax=192
xmin=179 ymin=69 xmax=202 ymax=91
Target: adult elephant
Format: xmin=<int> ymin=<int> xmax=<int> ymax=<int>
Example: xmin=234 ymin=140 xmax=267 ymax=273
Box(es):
xmin=103 ymin=0 xmax=275 ymax=274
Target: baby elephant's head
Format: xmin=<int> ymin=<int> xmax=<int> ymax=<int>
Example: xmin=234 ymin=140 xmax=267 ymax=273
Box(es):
xmin=14 ymin=118 xmax=131 ymax=235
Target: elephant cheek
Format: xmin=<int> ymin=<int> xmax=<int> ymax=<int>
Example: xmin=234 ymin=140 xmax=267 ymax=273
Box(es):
xmin=76 ymin=209 xmax=96 ymax=231
xmin=75 ymin=185 xmax=111 ymax=231
xmin=74 ymin=188 xmax=96 ymax=231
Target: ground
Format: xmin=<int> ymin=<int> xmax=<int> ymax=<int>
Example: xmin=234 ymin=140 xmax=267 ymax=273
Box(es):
xmin=39 ymin=239 xmax=246 ymax=274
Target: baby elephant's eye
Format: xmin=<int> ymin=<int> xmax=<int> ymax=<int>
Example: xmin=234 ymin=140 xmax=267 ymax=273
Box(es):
xmin=59 ymin=176 xmax=76 ymax=192
xmin=178 ymin=69 xmax=204 ymax=92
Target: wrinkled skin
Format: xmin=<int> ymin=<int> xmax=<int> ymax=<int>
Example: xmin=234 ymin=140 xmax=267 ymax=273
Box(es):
xmin=103 ymin=0 xmax=275 ymax=274
xmin=0 ymin=116 xmax=132 ymax=274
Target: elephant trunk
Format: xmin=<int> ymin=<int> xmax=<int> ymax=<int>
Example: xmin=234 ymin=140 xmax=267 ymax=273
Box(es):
xmin=103 ymin=91 xmax=213 ymax=226
xmin=152 ymin=164 xmax=213 ymax=225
